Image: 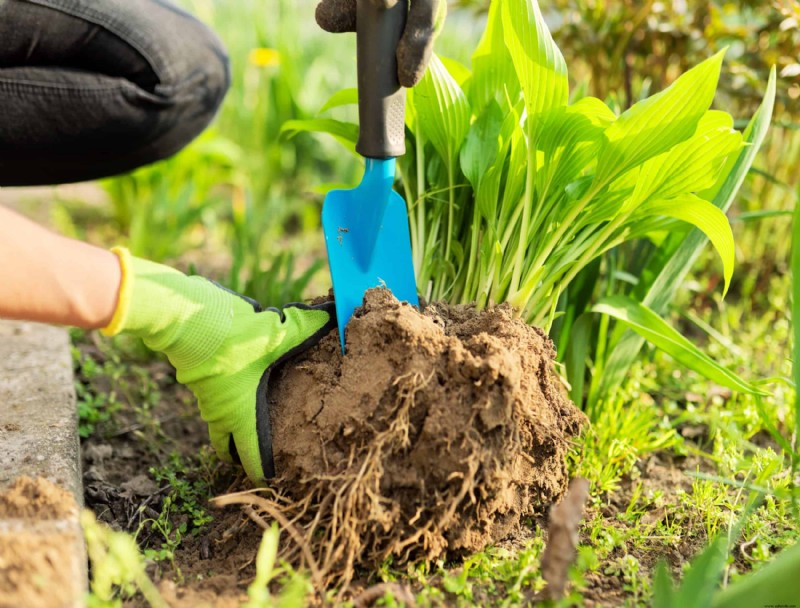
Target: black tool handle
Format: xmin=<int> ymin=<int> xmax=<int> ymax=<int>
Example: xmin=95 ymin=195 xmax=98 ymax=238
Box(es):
xmin=356 ymin=0 xmax=408 ymax=159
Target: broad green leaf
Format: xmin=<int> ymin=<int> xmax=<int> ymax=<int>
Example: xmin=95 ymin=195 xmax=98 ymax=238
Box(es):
xmin=319 ymin=88 xmax=358 ymax=113
xmin=413 ymin=54 xmax=471 ymax=166
xmin=593 ymin=296 xmax=765 ymax=395
xmin=674 ymin=535 xmax=729 ymax=608
xmin=627 ymin=110 xmax=743 ymax=209
xmin=595 ymin=50 xmax=726 ymax=187
xmin=460 ymin=101 xmax=504 ymax=188
xmin=502 ymin=0 xmax=568 ymax=118
xmin=598 ymin=68 xmax=776 ymax=398
xmin=535 ymin=97 xmax=615 ymax=197
xmin=713 ymin=542 xmax=800 ymax=608
xmin=652 ymin=562 xmax=676 ymax=608
xmin=634 ymin=194 xmax=735 ymax=294
xmin=440 ymin=56 xmax=472 ymax=87
xmin=280 ymin=118 xmax=358 ymax=153
xmin=565 ymin=314 xmax=593 ymax=405
xmin=469 ymin=0 xmax=520 ymax=112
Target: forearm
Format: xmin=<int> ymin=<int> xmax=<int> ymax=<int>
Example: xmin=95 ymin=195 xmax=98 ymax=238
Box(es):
xmin=0 ymin=206 xmax=121 ymax=329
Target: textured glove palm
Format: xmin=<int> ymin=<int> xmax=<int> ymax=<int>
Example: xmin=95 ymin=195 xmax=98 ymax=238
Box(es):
xmin=103 ymin=249 xmax=336 ymax=481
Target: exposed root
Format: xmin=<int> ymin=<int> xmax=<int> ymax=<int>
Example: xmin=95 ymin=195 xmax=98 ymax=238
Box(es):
xmin=217 ymin=290 xmax=587 ymax=597
xmin=352 ymin=582 xmax=416 ymax=607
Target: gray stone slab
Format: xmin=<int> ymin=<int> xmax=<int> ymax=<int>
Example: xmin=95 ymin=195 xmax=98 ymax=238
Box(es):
xmin=0 ymin=322 xmax=82 ymax=498
xmin=0 ymin=321 xmax=86 ymax=606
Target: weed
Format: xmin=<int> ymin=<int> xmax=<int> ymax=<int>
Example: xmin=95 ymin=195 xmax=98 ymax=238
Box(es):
xmin=82 ymin=510 xmax=167 ymax=608
xmin=149 ymin=451 xmax=216 ymax=532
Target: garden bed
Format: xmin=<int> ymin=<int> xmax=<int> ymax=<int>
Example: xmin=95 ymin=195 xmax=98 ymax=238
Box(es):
xmin=78 ymin=289 xmax=591 ymax=603
xmin=69 ymin=288 xmax=774 ymax=606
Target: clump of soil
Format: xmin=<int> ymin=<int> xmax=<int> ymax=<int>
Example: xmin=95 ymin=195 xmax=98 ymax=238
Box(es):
xmin=228 ymin=289 xmax=587 ymax=587
xmin=0 ymin=476 xmax=77 ymax=520
xmin=0 ymin=477 xmax=81 ymax=608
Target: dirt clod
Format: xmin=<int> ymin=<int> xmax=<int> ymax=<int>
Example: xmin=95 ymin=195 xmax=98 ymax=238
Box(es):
xmin=230 ymin=289 xmax=586 ymax=587
xmin=0 ymin=476 xmax=77 ymax=520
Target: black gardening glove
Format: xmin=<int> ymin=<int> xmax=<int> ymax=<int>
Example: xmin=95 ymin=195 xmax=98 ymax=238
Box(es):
xmin=315 ymin=0 xmax=446 ymax=87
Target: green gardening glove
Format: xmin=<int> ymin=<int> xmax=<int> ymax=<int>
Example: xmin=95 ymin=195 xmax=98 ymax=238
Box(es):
xmin=102 ymin=248 xmax=336 ymax=482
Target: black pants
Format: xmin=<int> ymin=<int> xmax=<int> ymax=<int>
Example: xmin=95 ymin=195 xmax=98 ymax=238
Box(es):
xmin=0 ymin=0 xmax=230 ymax=186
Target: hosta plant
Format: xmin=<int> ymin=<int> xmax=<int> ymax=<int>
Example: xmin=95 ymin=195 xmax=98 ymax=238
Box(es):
xmin=285 ymin=0 xmax=775 ymax=398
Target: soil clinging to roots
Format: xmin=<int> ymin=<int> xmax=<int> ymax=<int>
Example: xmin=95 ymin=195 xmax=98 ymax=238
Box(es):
xmin=219 ymin=289 xmax=587 ymax=588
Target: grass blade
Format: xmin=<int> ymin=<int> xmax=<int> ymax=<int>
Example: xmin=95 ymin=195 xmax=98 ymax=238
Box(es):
xmin=592 ymin=296 xmax=766 ymax=395
xmin=319 ymin=88 xmax=358 ymax=113
xmin=280 ymin=118 xmax=359 ymax=153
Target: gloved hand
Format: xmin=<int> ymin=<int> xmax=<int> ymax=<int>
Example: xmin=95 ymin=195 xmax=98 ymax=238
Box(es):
xmin=102 ymin=248 xmax=336 ymax=482
xmin=315 ymin=0 xmax=447 ymax=87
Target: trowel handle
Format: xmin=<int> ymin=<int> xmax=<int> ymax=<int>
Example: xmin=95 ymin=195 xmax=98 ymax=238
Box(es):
xmin=356 ymin=0 xmax=408 ymax=159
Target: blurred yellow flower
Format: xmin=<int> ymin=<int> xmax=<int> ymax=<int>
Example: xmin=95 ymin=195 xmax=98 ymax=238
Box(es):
xmin=248 ymin=47 xmax=280 ymax=68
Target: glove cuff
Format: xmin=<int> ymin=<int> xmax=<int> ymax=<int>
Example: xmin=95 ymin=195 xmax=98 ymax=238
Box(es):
xmin=101 ymin=247 xmax=134 ymax=337
xmin=101 ymin=247 xmax=232 ymax=370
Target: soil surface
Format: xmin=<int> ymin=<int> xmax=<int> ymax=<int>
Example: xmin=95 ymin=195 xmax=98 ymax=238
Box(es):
xmin=259 ymin=289 xmax=587 ymax=587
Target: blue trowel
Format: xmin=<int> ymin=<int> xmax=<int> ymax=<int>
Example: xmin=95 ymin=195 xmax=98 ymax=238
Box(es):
xmin=322 ymin=0 xmax=419 ymax=352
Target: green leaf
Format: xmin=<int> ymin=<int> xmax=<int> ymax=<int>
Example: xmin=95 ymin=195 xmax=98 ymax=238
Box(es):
xmin=652 ymin=562 xmax=676 ymax=608
xmin=440 ymin=56 xmax=472 ymax=87
xmin=598 ymin=67 xmax=776 ymax=398
xmin=535 ymin=97 xmax=615 ymax=197
xmin=634 ymin=194 xmax=735 ymax=295
xmin=595 ymin=50 xmax=726 ymax=186
xmin=502 ymin=0 xmax=568 ymax=118
xmin=592 ymin=296 xmax=765 ymax=395
xmin=674 ymin=535 xmax=729 ymax=608
xmin=460 ymin=101 xmax=504 ymax=188
xmin=469 ymin=0 xmax=520 ymax=112
xmin=565 ymin=314 xmax=593 ymax=406
xmin=318 ymin=88 xmax=358 ymax=113
xmin=627 ymin=110 xmax=743 ymax=209
xmin=413 ymin=54 xmax=471 ymax=166
xmin=713 ymin=542 xmax=800 ymax=608
xmin=280 ymin=118 xmax=358 ymax=154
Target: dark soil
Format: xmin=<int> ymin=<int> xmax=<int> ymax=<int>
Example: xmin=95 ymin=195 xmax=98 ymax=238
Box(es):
xmin=76 ymin=346 xmax=256 ymax=606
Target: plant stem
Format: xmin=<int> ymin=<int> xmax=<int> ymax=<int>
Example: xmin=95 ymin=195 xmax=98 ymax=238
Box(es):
xmin=532 ymin=214 xmax=628 ymax=326
xmin=509 ymin=186 xmax=598 ymax=313
xmin=445 ymin=161 xmax=455 ymax=262
xmin=415 ymin=134 xmax=426 ymax=278
xmin=511 ymin=121 xmax=537 ymax=293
